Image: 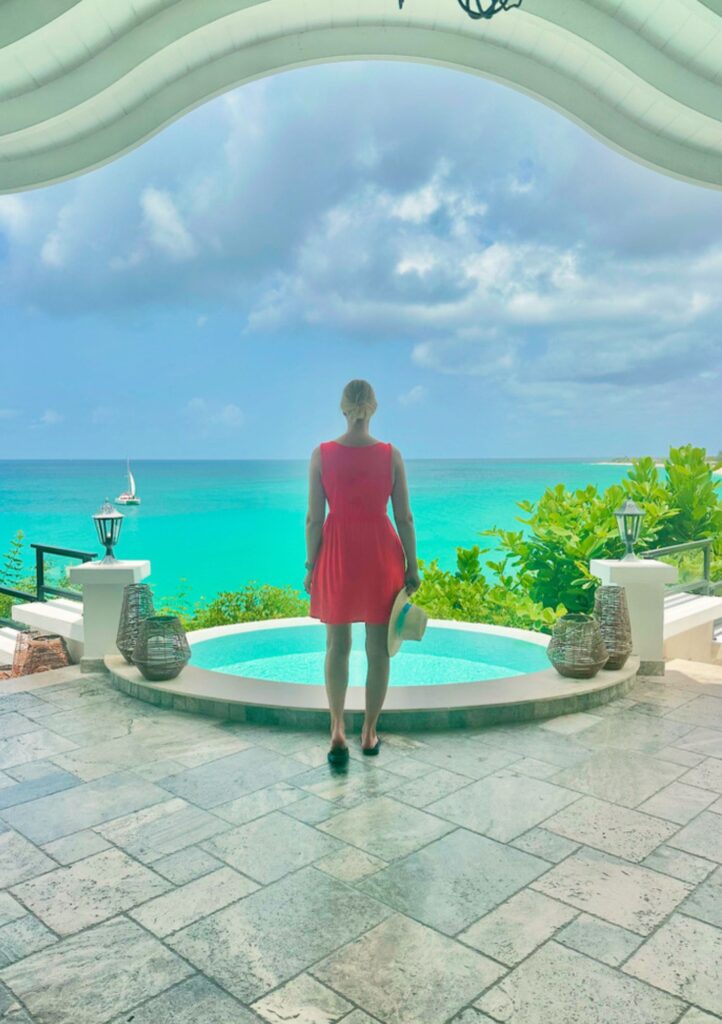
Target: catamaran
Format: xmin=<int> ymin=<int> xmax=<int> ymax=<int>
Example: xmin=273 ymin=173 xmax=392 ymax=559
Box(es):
xmin=116 ymin=459 xmax=141 ymax=505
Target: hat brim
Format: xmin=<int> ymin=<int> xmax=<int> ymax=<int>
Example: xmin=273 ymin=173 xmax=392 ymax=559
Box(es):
xmin=387 ymin=587 xmax=411 ymax=658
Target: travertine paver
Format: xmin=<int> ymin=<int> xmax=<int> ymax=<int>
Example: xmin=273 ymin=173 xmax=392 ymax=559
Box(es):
xmin=312 ymin=914 xmax=505 ymax=1024
xmin=426 ymin=768 xmax=579 ymax=842
xmin=200 ymin=810 xmax=344 ymax=883
xmin=10 ymin=848 xmax=171 ymax=935
xmin=641 ymin=845 xmax=717 ymax=884
xmin=623 ymin=913 xmax=722 ymax=1013
xmin=637 ymin=780 xmax=719 ymax=824
xmin=359 ymin=828 xmax=548 ymax=935
xmin=677 ymin=865 xmax=722 ymax=928
xmin=549 ymin=748 xmax=685 ymax=807
xmin=0 ymin=916 xmax=193 ymax=1024
xmin=107 ymin=975 xmax=258 ymax=1023
xmin=0 ymin=660 xmax=719 ymax=1024
xmin=679 ymin=757 xmax=722 ymax=793
xmin=542 ymin=795 xmax=677 ymax=861
xmin=94 ymin=796 xmax=231 ymax=861
xmin=555 ymin=913 xmax=643 ymax=966
xmin=0 ymin=914 xmax=56 ymax=967
xmin=477 ymin=941 xmax=684 ymax=1023
xmin=458 ymin=888 xmax=577 ymax=964
xmin=0 ymin=831 xmax=55 ymax=887
xmin=1 ymin=770 xmax=170 ymax=843
xmin=667 ymin=811 xmax=722 ymax=863
xmin=168 ymin=867 xmax=392 ymax=1002
xmin=129 ymin=866 xmax=258 ymax=936
xmin=531 ymin=848 xmax=693 ymax=934
xmin=250 ymin=972 xmax=352 ymax=1024
xmin=42 ymin=828 xmax=110 ymax=864
xmin=318 ymin=796 xmax=455 ymax=859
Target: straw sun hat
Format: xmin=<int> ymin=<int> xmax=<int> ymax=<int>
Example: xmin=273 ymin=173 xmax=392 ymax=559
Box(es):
xmin=387 ymin=587 xmax=429 ymax=657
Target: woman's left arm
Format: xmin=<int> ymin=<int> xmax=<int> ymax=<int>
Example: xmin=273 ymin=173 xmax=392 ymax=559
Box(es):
xmin=304 ymin=447 xmax=326 ymax=592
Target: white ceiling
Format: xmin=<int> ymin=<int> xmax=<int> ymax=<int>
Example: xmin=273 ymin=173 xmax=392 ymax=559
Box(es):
xmin=1 ymin=0 xmax=721 ymax=193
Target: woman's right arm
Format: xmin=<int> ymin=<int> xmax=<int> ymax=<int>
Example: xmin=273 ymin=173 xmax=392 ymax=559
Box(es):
xmin=390 ymin=446 xmax=420 ymax=593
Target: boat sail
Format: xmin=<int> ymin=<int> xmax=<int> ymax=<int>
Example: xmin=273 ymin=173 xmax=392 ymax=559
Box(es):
xmin=116 ymin=459 xmax=141 ymax=506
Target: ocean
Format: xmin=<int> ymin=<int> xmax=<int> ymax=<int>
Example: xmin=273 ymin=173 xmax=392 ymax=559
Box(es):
xmin=0 ymin=460 xmax=628 ymax=603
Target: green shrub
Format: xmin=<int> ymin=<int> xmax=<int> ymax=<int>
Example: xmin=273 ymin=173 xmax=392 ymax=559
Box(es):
xmin=415 ymin=547 xmax=565 ymax=634
xmin=159 ymin=579 xmax=309 ymax=631
xmin=482 ymin=445 xmax=721 ymax=615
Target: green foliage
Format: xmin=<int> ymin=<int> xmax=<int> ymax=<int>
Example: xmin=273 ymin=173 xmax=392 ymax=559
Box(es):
xmin=414 ymin=547 xmax=565 ymax=634
xmin=418 ymin=444 xmax=722 ymax=627
xmin=159 ymin=579 xmax=309 ymax=631
xmin=1 ymin=531 xmax=25 ymax=590
xmin=482 ymin=445 xmax=722 ymax=615
xmin=656 ymin=445 xmax=722 ymax=551
xmin=0 ymin=531 xmax=29 ymax=621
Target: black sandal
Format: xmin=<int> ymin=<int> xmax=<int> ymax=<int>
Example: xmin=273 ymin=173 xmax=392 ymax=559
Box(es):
xmin=361 ymin=738 xmax=381 ymax=756
xmin=327 ymin=744 xmax=350 ymax=766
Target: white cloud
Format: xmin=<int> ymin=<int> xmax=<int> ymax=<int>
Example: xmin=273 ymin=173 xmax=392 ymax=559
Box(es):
xmin=40 ymin=231 xmax=64 ymax=267
xmin=196 ymin=315 xmax=208 ymax=328
xmin=391 ymin=181 xmax=443 ymax=224
xmin=0 ymin=196 xmax=29 ymax=238
xmin=398 ymin=385 xmax=427 ymax=405
xmin=141 ymin=187 xmax=195 ymax=261
xmin=90 ymin=406 xmax=115 ymax=424
xmin=186 ymin=397 xmax=244 ymax=431
xmin=40 ymin=409 xmax=63 ymax=425
xmin=396 ymin=252 xmax=437 ymax=277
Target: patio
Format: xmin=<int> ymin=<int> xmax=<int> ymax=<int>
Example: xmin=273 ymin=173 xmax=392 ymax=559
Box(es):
xmin=0 ymin=660 xmax=720 ymax=1024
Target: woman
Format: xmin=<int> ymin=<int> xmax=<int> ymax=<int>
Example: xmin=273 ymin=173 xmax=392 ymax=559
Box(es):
xmin=304 ymin=379 xmax=421 ymax=765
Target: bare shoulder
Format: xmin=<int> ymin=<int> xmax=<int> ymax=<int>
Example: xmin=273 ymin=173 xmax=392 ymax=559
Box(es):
xmin=390 ymin=445 xmax=404 ymax=464
xmin=310 ymin=446 xmax=322 ymax=466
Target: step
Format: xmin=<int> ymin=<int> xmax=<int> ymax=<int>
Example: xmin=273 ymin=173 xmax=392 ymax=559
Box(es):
xmin=12 ymin=600 xmax=84 ymax=643
xmin=0 ymin=627 xmax=18 ymax=664
xmin=664 ymin=592 xmax=722 ymax=639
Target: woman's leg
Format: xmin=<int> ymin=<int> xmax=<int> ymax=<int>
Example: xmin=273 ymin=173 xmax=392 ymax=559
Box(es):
xmin=325 ymin=623 xmax=352 ymax=747
xmin=363 ymin=622 xmax=390 ymax=748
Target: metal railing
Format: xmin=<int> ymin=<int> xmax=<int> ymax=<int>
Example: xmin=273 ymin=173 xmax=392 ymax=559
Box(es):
xmin=0 ymin=543 xmax=96 ymax=629
xmin=642 ymin=538 xmax=721 ymax=596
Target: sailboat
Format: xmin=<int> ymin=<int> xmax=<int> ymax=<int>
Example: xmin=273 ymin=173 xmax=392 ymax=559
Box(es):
xmin=116 ymin=459 xmax=141 ymax=506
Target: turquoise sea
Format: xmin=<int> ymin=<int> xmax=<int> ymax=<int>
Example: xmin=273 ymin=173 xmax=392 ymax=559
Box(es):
xmin=0 ymin=460 xmax=628 ymax=603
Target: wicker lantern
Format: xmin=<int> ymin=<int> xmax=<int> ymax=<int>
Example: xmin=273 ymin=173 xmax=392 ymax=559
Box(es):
xmin=93 ymin=500 xmax=124 ymax=563
xmin=594 ymin=584 xmax=633 ymax=670
xmin=116 ymin=583 xmax=155 ymax=664
xmin=614 ymin=499 xmax=644 ymax=560
xmin=547 ymin=613 xmax=608 ymax=679
xmin=132 ymin=615 xmax=190 ymax=681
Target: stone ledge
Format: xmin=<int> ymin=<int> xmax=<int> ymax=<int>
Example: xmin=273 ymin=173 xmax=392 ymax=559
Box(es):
xmin=106 ymin=655 xmax=640 ymax=731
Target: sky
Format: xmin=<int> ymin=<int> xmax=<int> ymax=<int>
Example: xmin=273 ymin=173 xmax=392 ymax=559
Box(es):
xmin=0 ymin=60 xmax=721 ymax=460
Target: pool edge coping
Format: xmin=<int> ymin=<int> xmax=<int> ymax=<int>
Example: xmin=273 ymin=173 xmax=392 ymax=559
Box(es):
xmin=106 ymin=616 xmax=639 ymax=728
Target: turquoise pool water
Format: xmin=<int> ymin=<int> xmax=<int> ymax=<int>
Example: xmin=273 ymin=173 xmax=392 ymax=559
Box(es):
xmin=191 ymin=624 xmax=549 ymax=687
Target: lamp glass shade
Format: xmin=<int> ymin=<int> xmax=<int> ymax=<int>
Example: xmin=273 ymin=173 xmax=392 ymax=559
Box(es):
xmin=614 ymin=499 xmax=644 ymax=558
xmin=93 ymin=500 xmax=124 ymax=561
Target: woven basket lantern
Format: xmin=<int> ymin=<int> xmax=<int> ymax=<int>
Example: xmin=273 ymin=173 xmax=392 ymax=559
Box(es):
xmin=132 ymin=615 xmax=190 ymax=682
xmin=547 ymin=613 xmax=608 ymax=679
xmin=116 ymin=584 xmax=155 ymax=664
xmin=594 ymin=584 xmax=633 ymax=670
xmin=11 ymin=630 xmax=71 ymax=677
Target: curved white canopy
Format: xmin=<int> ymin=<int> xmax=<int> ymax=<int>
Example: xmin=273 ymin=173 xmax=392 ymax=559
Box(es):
xmin=1 ymin=0 xmax=721 ymax=193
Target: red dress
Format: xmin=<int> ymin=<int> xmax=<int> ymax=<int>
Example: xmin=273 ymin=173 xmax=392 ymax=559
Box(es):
xmin=310 ymin=441 xmax=407 ymax=625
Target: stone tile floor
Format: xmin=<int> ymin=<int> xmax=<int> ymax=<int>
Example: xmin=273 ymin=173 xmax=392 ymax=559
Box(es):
xmin=0 ymin=661 xmax=720 ymax=1023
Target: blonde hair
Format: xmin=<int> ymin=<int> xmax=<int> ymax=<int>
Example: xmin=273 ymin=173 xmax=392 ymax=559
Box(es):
xmin=340 ymin=379 xmax=378 ymax=423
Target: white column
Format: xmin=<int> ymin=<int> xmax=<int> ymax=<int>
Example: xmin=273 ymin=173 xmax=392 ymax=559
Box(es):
xmin=590 ymin=558 xmax=678 ymax=675
xmin=68 ymin=560 xmax=151 ymax=671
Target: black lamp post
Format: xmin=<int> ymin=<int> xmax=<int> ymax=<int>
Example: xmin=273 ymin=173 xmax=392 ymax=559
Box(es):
xmin=93 ymin=500 xmax=124 ymax=563
xmin=615 ymin=500 xmax=644 ymax=560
